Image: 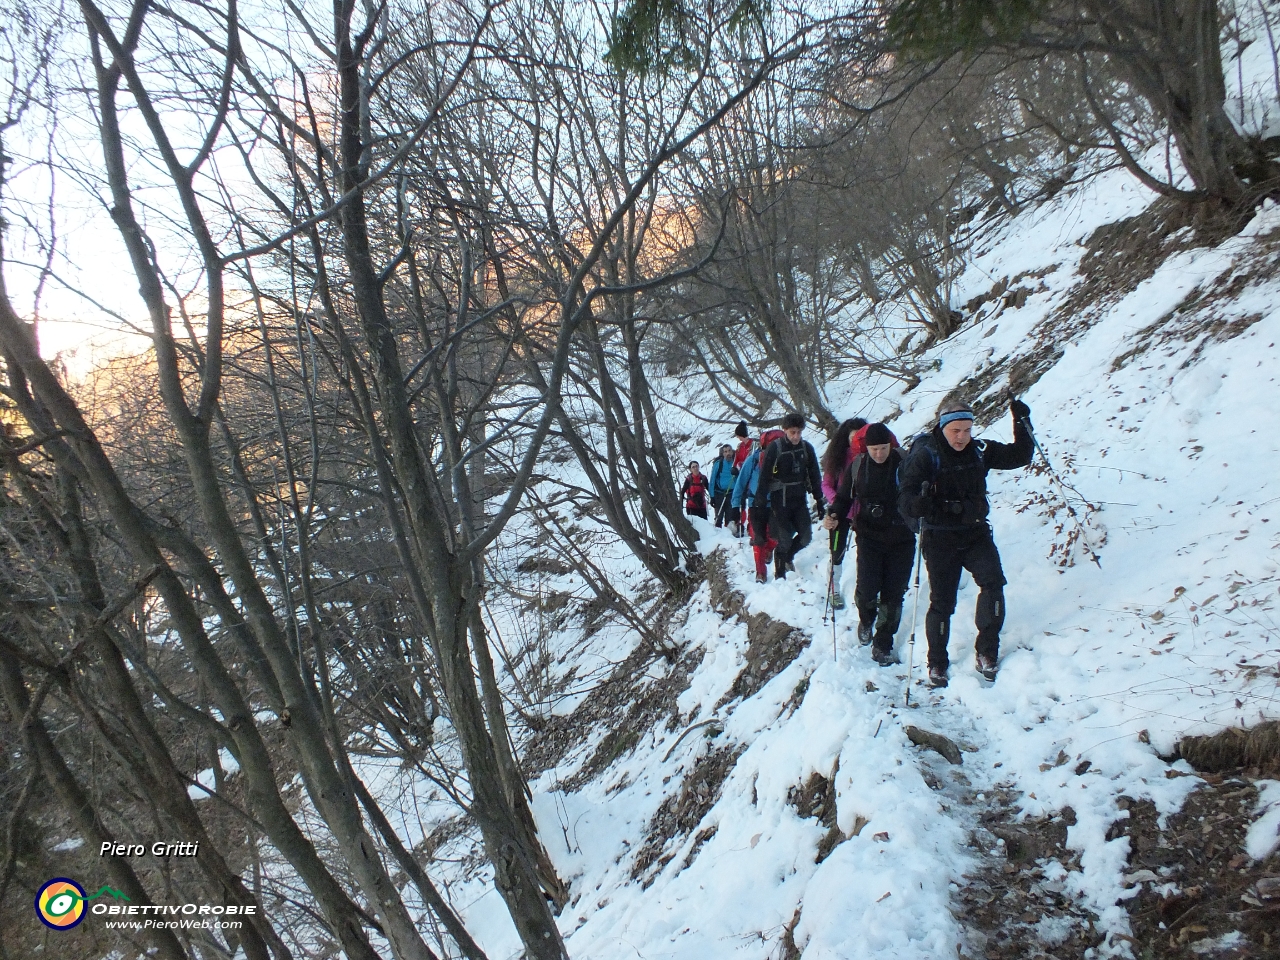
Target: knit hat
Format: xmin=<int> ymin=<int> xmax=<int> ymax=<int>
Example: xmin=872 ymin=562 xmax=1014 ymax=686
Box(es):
xmin=734 ymin=421 xmax=748 ymax=438
xmin=938 ymin=407 xmax=975 ymax=428
xmin=863 ymin=422 xmax=892 ymax=446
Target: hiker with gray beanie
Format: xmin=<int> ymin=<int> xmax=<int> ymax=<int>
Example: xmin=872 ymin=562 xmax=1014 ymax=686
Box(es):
xmin=897 ymin=397 xmax=1032 ymax=687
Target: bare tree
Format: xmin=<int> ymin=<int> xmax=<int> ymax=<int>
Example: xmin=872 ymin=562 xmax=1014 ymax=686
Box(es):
xmin=2 ymin=1 xmax=825 ymax=959
xmin=888 ymin=0 xmax=1280 ymax=208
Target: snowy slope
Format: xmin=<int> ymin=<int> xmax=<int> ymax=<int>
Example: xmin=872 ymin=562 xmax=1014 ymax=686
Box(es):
xmin=469 ymin=168 xmax=1280 ymax=960
xmin=391 ymin=26 xmax=1280 ymax=955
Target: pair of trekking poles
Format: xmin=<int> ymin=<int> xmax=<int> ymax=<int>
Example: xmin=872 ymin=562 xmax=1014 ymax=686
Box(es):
xmin=820 ymin=519 xmax=925 ymax=704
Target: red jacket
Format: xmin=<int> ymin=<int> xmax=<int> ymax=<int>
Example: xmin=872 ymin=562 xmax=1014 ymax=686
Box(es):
xmin=681 ymin=473 xmax=709 ymax=511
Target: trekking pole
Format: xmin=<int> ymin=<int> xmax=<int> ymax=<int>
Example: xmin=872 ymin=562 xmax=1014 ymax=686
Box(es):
xmin=829 ymin=553 xmax=838 ymax=663
xmin=829 ymin=529 xmax=839 ymax=665
xmin=1006 ymin=390 xmax=1103 ymax=569
xmin=822 ymin=558 xmax=833 ymax=625
xmin=903 ymin=525 xmax=925 ymax=708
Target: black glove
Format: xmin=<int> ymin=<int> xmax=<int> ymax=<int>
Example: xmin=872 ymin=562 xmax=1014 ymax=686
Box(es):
xmin=911 ymin=481 xmax=933 ymax=520
xmin=813 ymin=499 xmax=827 ymax=521
xmin=1010 ymin=397 xmax=1031 ymax=421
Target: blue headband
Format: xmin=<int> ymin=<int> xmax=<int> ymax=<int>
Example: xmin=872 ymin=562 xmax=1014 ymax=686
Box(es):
xmin=938 ymin=410 xmax=975 ymax=428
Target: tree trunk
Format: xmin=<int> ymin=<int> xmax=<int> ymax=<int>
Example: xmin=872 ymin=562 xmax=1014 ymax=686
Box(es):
xmin=0 ymin=652 xmax=190 ymax=960
xmin=330 ymin=5 xmax=568 ymax=955
xmin=1086 ymin=0 xmax=1279 ymax=205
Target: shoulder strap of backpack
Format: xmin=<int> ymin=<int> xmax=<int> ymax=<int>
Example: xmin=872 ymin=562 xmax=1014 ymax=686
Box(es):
xmin=846 ymin=452 xmax=867 ymax=494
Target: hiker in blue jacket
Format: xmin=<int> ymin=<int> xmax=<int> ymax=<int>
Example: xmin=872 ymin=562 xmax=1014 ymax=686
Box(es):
xmin=708 ymin=444 xmax=737 ymax=527
xmin=732 ymin=428 xmax=784 ymax=583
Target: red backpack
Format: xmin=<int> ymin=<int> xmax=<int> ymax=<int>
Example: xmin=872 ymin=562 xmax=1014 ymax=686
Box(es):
xmin=684 ymin=473 xmax=709 ymax=510
xmin=756 ymin=429 xmax=787 ymax=471
xmin=848 ymin=424 xmax=900 ymax=458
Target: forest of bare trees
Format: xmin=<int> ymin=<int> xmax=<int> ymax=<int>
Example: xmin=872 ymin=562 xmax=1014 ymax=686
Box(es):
xmin=1 ymin=0 xmax=1276 ymax=957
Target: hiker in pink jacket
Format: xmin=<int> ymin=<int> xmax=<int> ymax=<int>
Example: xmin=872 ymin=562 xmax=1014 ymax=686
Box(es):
xmin=818 ymin=418 xmax=867 ymax=609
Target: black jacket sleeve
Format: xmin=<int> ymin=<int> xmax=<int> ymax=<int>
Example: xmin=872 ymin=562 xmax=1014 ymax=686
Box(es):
xmin=979 ymin=411 xmax=1034 ymax=471
xmin=680 ymin=476 xmax=692 ymax=498
xmin=897 ymin=442 xmax=935 ymax=520
xmin=806 ymin=441 xmax=823 ymax=502
xmin=830 ymin=458 xmax=855 ymax=520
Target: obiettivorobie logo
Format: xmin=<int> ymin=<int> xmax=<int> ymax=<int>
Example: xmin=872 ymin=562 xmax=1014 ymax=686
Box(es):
xmin=35 ymin=877 xmax=131 ymax=930
xmin=35 ymin=875 xmax=257 ymax=933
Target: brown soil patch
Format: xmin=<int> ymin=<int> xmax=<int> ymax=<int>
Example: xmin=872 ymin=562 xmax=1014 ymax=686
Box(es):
xmin=705 ymin=548 xmax=813 ymax=706
xmin=705 ymin=548 xmax=746 ymax=620
xmin=959 ymin=786 xmax=1103 ymax=960
xmin=541 ymin=641 xmax=704 ymax=791
xmin=787 ymin=769 xmax=845 ymax=863
xmin=1120 ymin=776 xmax=1280 ymax=958
xmin=631 ymin=744 xmax=744 ymax=887
xmin=723 ymin=614 xmax=812 ymax=704
xmin=944 ymin=199 xmax=1220 ymax=427
xmin=1109 ymin=263 xmax=1270 ymax=375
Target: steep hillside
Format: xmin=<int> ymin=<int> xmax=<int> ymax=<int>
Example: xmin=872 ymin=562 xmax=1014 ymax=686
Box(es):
xmin=440 ymin=166 xmax=1280 ymax=960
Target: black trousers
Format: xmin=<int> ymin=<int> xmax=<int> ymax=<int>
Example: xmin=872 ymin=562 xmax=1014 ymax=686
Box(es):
xmin=711 ymin=491 xmax=730 ymax=526
xmin=922 ymin=523 xmax=1006 ymax=669
xmin=769 ymin=501 xmax=812 ymax=565
xmin=828 ymin=518 xmax=852 ymax=565
xmin=747 ymin=505 xmax=773 ymax=546
xmin=854 ymin=533 xmax=916 ymax=653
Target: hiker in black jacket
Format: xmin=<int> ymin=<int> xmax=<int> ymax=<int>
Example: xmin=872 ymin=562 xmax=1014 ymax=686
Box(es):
xmin=898 ymin=398 xmax=1033 ymax=687
xmin=826 ymin=423 xmax=915 ymax=665
xmin=760 ymin=412 xmax=824 ymax=580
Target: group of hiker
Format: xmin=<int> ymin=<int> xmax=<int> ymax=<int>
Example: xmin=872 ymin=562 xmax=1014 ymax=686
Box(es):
xmin=679 ymin=397 xmax=1034 ymax=687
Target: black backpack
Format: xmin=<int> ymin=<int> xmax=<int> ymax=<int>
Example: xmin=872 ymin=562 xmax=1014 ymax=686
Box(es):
xmin=770 ymin=439 xmax=812 ymax=487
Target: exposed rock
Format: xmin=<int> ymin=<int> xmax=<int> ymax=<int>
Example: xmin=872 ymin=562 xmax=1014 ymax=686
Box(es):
xmin=904 ymin=725 xmax=963 ymax=765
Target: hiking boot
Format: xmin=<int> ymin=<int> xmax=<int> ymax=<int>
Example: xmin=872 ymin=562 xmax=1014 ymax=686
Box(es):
xmin=928 ymin=665 xmax=948 ymax=688
xmin=857 ymin=622 xmax=873 ymax=646
xmin=785 ymin=560 xmax=796 ymax=573
xmin=755 ymin=572 xmax=767 ymax=585
xmin=730 ymin=521 xmax=742 ymax=538
xmin=871 ymin=646 xmax=899 ymax=666
xmin=976 ymin=654 xmax=998 ymax=681
xmin=774 ymin=557 xmax=787 ymax=580
xmin=832 ymin=592 xmax=846 ymax=611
